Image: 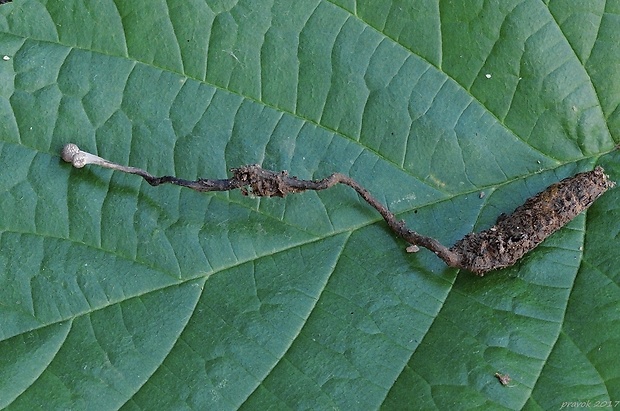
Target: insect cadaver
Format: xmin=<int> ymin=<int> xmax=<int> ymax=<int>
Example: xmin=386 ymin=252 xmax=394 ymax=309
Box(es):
xmin=450 ymin=166 xmax=615 ymax=274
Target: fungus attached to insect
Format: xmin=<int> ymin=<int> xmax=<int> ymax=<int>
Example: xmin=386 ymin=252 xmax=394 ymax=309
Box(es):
xmin=61 ymin=143 xmax=616 ymax=275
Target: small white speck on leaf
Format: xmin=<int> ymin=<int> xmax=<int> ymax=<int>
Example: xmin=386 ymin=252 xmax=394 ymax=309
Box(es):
xmin=406 ymin=244 xmax=420 ymax=253
xmin=479 ymin=191 xmax=485 ymax=199
xmin=485 ymin=73 xmax=492 ymax=79
xmin=2 ymin=55 xmax=10 ymax=61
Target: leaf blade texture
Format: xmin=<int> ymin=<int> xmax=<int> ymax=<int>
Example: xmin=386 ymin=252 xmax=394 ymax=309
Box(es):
xmin=0 ymin=0 xmax=619 ymax=409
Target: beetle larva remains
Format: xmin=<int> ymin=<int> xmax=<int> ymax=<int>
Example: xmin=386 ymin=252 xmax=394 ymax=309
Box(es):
xmin=449 ymin=166 xmax=615 ymax=275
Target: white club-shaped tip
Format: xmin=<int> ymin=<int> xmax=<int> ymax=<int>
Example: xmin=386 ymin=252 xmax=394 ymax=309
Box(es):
xmin=61 ymin=143 xmax=99 ymax=168
xmin=61 ymin=143 xmax=80 ymax=163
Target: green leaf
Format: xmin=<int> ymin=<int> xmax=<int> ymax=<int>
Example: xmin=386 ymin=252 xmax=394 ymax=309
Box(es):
xmin=1 ymin=0 xmax=619 ymax=409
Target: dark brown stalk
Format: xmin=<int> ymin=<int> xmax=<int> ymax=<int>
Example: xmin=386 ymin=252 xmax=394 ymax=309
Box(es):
xmin=61 ymin=144 xmax=614 ymax=275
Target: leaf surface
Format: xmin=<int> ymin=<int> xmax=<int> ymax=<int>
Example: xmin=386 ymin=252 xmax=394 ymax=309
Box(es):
xmin=0 ymin=0 xmax=619 ymax=409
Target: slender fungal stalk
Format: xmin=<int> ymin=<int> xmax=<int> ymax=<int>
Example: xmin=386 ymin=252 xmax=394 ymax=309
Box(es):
xmin=61 ymin=143 xmax=460 ymax=267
